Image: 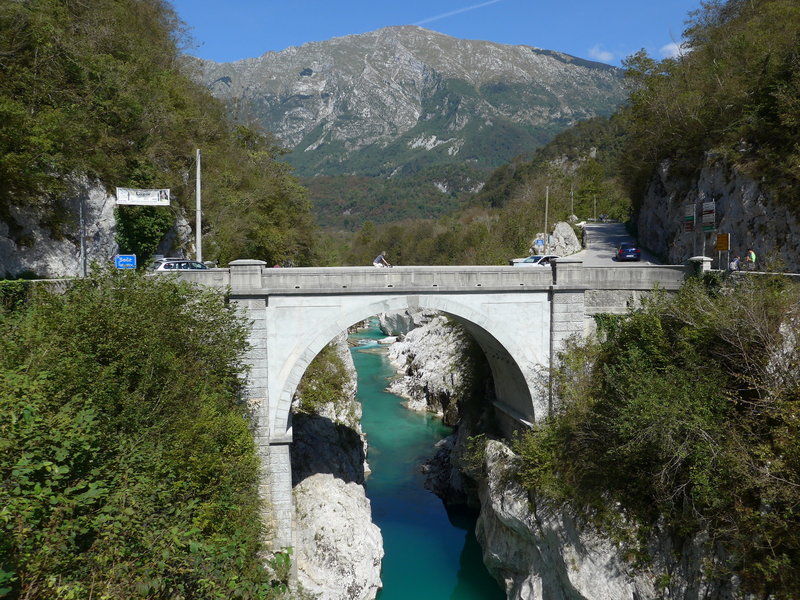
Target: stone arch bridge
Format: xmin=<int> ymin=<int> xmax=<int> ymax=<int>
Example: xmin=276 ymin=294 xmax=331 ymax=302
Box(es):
xmin=172 ymin=258 xmax=697 ymax=550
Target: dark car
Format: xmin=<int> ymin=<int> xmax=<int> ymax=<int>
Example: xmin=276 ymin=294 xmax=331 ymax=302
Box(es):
xmin=615 ymin=243 xmax=641 ymax=261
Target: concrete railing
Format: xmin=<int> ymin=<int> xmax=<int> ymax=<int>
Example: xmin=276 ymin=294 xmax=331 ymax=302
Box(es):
xmin=199 ymin=259 xmax=693 ymax=295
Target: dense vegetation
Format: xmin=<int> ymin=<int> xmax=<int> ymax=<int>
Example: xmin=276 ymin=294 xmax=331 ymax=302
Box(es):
xmin=302 ymin=163 xmax=484 ymax=231
xmin=514 ymin=273 xmax=800 ymax=597
xmin=620 ymin=0 xmax=800 ymax=212
xmin=317 ymin=116 xmax=627 ymax=266
xmin=0 ymin=0 xmax=315 ymax=268
xmin=0 ymin=270 xmax=292 ymax=599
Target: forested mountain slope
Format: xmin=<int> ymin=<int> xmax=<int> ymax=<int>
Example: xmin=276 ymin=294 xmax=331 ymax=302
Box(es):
xmin=464 ymin=0 xmax=800 ymax=270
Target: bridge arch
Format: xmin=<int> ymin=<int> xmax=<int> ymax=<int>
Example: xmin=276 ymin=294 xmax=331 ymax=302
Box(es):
xmin=176 ymin=259 xmax=691 ymax=550
xmin=276 ymin=293 xmax=548 ymax=439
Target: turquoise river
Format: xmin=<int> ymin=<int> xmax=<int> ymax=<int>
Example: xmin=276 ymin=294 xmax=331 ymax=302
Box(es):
xmin=350 ymin=322 xmax=505 ymax=599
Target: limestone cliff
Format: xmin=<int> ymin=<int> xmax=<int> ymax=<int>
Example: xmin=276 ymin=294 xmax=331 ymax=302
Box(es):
xmin=291 ymin=333 xmax=383 ymax=600
xmin=638 ymin=157 xmax=800 ymax=271
xmin=0 ymin=178 xmax=191 ymax=279
xmin=0 ymin=180 xmax=117 ymax=278
xmin=386 ymin=312 xmax=479 ymax=425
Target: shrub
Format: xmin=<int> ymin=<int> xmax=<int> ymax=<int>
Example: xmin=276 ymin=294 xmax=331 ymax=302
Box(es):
xmin=0 ymin=268 xmax=289 ymax=599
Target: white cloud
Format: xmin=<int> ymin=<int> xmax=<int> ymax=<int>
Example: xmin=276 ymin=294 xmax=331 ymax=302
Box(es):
xmin=414 ymin=0 xmax=503 ymax=26
xmin=660 ymin=42 xmax=683 ymax=58
xmin=588 ymin=45 xmax=615 ymax=63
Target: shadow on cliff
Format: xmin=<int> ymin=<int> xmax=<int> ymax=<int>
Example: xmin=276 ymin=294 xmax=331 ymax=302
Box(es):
xmin=290 ymin=412 xmax=366 ymax=486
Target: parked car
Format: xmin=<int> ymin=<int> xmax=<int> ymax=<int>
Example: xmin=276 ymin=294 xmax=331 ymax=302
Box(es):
xmin=149 ymin=258 xmax=209 ymax=271
xmin=509 ymin=254 xmax=559 ymax=267
xmin=615 ymin=242 xmax=641 ymax=261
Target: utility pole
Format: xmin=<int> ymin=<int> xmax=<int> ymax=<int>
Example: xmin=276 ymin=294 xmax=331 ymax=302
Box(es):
xmin=79 ymin=195 xmax=87 ymax=277
xmin=570 ymin=183 xmax=574 ymax=217
xmin=195 ymin=149 xmax=202 ymax=263
xmin=544 ymin=186 xmax=549 ymax=254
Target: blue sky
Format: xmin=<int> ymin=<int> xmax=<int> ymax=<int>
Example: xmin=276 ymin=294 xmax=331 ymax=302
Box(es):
xmin=170 ymin=0 xmax=704 ymax=66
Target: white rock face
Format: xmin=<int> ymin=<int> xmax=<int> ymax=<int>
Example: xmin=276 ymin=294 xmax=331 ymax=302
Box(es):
xmin=476 ymin=440 xmax=655 ymax=600
xmin=0 ymin=178 xmax=193 ymax=278
xmin=549 ymin=221 xmax=582 ymax=257
xmin=0 ymin=180 xmax=118 ymax=278
xmin=293 ymin=474 xmax=383 ymax=600
xmin=378 ymin=309 xmax=433 ymax=336
xmin=387 ymin=313 xmax=474 ymax=423
xmin=638 ymin=157 xmax=800 ymax=270
xmin=291 ymin=332 xmax=383 ymax=599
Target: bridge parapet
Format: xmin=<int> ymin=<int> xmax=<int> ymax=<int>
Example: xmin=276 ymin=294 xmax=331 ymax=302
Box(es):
xmin=254 ymin=264 xmax=554 ymax=294
xmin=179 ymin=260 xmax=691 ymax=295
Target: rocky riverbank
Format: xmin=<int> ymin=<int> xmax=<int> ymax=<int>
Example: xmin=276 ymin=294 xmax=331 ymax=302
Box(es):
xmin=383 ymin=308 xmax=749 ymax=600
xmin=291 ymin=332 xmax=383 ymax=600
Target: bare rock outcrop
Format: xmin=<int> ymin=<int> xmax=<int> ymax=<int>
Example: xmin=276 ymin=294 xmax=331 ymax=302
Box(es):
xmin=386 ymin=313 xmax=476 ymax=425
xmin=638 ymin=157 xmax=800 ymax=270
xmin=291 ymin=333 xmax=383 ymax=600
xmin=0 ymin=180 xmax=117 ymax=278
xmin=293 ymin=474 xmax=383 ymax=600
xmin=378 ymin=309 xmax=434 ymax=337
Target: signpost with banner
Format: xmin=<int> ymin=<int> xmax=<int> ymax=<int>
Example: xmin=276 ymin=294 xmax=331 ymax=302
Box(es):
xmin=116 ymin=188 xmax=170 ymax=206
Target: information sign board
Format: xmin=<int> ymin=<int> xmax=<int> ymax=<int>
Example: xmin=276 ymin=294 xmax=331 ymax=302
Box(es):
xmin=715 ymin=233 xmax=730 ymax=251
xmin=116 ymin=188 xmax=170 ymax=206
xmin=115 ymin=254 xmax=137 ymax=269
xmin=683 ymin=203 xmax=695 ymax=232
xmin=702 ymin=201 xmax=716 ymax=232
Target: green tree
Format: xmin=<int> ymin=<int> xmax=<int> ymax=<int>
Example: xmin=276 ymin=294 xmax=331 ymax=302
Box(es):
xmin=514 ymin=275 xmax=800 ymax=597
xmin=0 ymin=269 xmax=289 ymax=599
xmin=0 ymin=0 xmax=316 ymax=269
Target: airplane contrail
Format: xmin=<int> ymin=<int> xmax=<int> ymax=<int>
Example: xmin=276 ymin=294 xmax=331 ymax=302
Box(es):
xmin=413 ymin=0 xmax=504 ymax=26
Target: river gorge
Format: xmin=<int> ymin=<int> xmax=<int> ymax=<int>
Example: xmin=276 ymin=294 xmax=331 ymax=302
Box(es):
xmin=351 ymin=322 xmax=504 ymax=599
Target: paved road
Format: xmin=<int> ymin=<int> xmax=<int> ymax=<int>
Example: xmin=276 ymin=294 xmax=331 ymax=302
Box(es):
xmin=572 ymin=222 xmax=660 ymax=266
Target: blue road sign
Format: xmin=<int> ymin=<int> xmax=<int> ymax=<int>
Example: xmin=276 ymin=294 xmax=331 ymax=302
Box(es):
xmin=115 ymin=254 xmax=137 ymax=269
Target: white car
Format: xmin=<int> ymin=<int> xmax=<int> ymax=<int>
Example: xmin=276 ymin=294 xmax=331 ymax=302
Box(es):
xmin=149 ymin=258 xmax=209 ymax=271
xmin=509 ymin=254 xmax=559 ymax=267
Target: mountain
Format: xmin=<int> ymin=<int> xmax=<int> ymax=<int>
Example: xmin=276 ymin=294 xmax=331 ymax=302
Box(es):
xmin=190 ymin=26 xmax=629 ymax=227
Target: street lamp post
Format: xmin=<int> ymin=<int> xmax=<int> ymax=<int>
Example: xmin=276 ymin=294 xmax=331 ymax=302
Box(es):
xmin=196 ymin=149 xmax=202 ymax=263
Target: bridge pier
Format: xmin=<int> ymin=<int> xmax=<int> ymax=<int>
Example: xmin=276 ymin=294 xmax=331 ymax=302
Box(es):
xmin=229 ymin=263 xmax=297 ymax=553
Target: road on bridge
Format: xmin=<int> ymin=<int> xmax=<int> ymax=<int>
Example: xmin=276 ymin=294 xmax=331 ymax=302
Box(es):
xmin=572 ymin=222 xmax=660 ymax=266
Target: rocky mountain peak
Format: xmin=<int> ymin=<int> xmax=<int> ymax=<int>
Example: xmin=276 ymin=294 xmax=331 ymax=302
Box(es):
xmin=191 ymin=26 xmax=628 ymax=179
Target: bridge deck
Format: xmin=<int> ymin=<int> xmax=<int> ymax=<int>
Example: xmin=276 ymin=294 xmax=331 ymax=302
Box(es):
xmin=176 ymin=262 xmax=690 ymax=295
